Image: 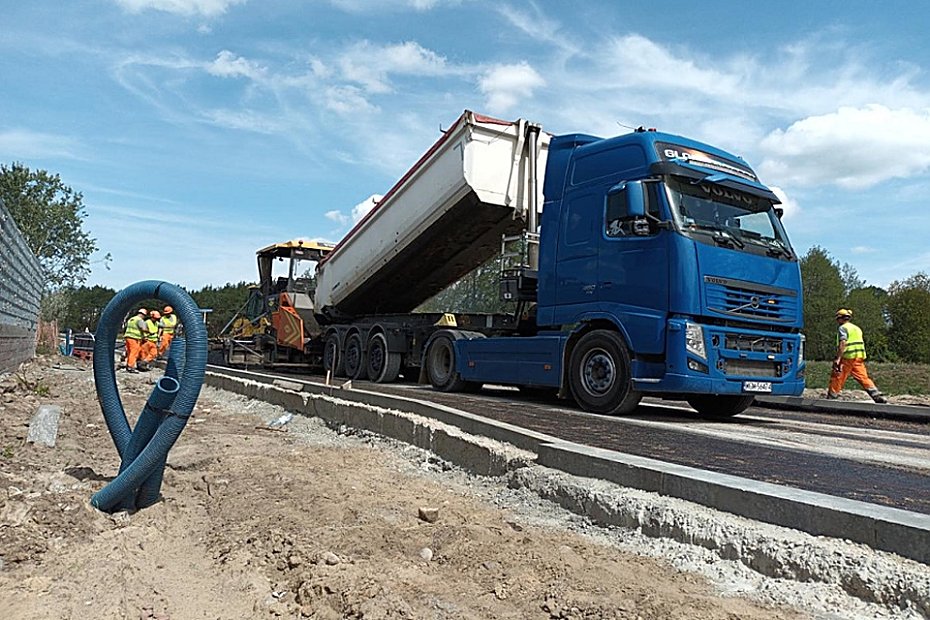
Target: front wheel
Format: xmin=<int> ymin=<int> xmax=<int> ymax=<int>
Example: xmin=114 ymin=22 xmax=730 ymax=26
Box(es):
xmin=686 ymin=395 xmax=754 ymax=418
xmin=568 ymin=330 xmax=641 ymax=415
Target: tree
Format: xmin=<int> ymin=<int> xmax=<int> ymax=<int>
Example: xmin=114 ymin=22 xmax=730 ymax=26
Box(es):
xmin=59 ymin=285 xmax=117 ymax=331
xmin=0 ymin=162 xmax=108 ymax=289
xmin=799 ymin=246 xmax=845 ymax=360
xmin=189 ymin=282 xmax=253 ymax=338
xmin=887 ymin=273 xmax=930 ymax=363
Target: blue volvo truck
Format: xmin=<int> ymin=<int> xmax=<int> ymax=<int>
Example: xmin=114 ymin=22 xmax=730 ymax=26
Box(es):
xmin=424 ymin=122 xmax=804 ymax=416
xmin=307 ymin=111 xmax=804 ymax=417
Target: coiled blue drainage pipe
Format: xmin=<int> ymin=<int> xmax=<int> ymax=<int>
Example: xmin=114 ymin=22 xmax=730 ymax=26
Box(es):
xmin=91 ymin=281 xmax=207 ymax=512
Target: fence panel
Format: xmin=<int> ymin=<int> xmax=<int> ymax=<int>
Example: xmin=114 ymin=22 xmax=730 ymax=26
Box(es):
xmin=0 ymin=199 xmax=44 ymax=373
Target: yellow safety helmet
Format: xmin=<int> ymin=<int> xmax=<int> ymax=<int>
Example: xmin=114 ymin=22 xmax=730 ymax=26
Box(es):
xmin=835 ymin=308 xmax=853 ymax=319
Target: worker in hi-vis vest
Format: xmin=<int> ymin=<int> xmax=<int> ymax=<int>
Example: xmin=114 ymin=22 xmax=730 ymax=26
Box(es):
xmin=141 ymin=310 xmax=161 ymax=365
xmin=158 ymin=305 xmax=178 ymax=357
xmin=123 ymin=308 xmax=149 ymax=372
xmin=827 ymin=308 xmax=887 ymax=403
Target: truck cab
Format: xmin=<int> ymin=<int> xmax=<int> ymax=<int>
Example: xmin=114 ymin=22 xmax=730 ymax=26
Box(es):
xmin=454 ymin=128 xmax=804 ymax=416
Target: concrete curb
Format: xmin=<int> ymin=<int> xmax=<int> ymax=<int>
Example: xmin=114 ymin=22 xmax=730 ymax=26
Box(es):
xmin=204 ymin=366 xmax=930 ymax=567
xmin=757 ymin=395 xmax=930 ymax=423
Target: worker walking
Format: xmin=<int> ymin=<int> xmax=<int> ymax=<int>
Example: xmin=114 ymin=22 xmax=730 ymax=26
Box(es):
xmin=827 ymin=308 xmax=887 ymax=403
xmin=123 ymin=308 xmax=149 ymax=372
xmin=158 ymin=305 xmax=178 ymax=358
xmin=140 ymin=310 xmax=161 ymax=367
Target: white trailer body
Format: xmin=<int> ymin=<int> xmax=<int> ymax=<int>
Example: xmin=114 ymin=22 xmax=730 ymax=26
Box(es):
xmin=314 ymin=111 xmax=551 ymax=318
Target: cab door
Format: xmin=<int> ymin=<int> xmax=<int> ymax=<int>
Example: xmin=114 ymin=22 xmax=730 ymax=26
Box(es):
xmin=555 ymin=189 xmax=600 ymax=307
xmin=598 ymin=181 xmax=670 ymax=354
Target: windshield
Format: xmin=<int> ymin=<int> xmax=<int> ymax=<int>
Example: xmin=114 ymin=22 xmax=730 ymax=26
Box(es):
xmin=664 ymin=177 xmax=795 ymax=260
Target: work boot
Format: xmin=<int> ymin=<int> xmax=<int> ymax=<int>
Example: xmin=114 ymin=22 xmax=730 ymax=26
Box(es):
xmin=825 ymin=391 xmax=839 ymax=400
xmin=868 ymin=389 xmax=888 ymax=404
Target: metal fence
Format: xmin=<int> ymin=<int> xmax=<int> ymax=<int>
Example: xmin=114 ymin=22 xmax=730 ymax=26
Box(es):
xmin=0 ymin=198 xmax=44 ymax=373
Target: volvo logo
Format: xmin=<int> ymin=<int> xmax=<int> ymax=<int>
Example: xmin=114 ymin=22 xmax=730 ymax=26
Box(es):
xmin=750 ymin=296 xmax=760 ymax=309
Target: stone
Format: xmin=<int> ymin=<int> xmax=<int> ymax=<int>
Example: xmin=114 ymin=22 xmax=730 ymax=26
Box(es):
xmin=322 ymin=551 xmax=340 ymax=565
xmin=419 ymin=547 xmax=433 ymax=561
xmin=418 ymin=507 xmax=440 ymax=523
xmin=27 ymin=404 xmax=62 ymax=447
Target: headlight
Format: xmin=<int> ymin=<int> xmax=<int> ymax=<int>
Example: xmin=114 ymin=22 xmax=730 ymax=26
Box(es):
xmin=799 ymin=333 xmax=806 ymax=364
xmin=685 ymin=323 xmax=706 ymax=360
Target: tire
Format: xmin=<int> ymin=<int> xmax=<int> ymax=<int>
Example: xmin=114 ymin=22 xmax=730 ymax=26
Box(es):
xmin=568 ymin=330 xmax=641 ymax=415
xmin=323 ymin=332 xmax=345 ymax=377
xmin=344 ymin=333 xmax=368 ymax=380
xmin=425 ymin=334 xmax=467 ymax=392
xmin=366 ymin=333 xmax=402 ymax=383
xmin=686 ymin=395 xmax=754 ymax=418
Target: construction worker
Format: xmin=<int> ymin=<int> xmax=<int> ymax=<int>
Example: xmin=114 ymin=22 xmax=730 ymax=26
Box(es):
xmin=827 ymin=308 xmax=887 ymax=403
xmin=141 ymin=310 xmax=161 ymax=367
xmin=123 ymin=308 xmax=148 ymax=372
xmin=158 ymin=305 xmax=178 ymax=358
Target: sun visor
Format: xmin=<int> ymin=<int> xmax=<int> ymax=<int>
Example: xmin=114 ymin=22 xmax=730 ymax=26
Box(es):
xmin=650 ymin=161 xmax=781 ymax=204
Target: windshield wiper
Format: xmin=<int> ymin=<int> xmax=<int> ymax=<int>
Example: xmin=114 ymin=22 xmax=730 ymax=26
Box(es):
xmin=693 ymin=223 xmax=745 ymax=248
xmin=765 ymin=239 xmax=795 ymax=260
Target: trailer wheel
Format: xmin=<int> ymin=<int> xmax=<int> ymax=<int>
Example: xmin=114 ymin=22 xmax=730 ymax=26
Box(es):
xmin=686 ymin=395 xmax=754 ymax=418
xmin=569 ymin=330 xmax=641 ymax=415
xmin=426 ymin=334 xmax=467 ymax=392
xmin=367 ymin=333 xmax=401 ymax=383
xmin=323 ymin=333 xmax=345 ymax=377
xmin=344 ymin=333 xmax=368 ymax=380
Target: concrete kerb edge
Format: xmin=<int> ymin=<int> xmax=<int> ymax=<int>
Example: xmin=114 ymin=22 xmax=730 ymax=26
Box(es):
xmin=204 ymin=367 xmax=930 ymax=568
xmin=536 ymin=441 xmax=930 ymax=566
xmin=757 ymin=395 xmax=930 ymax=423
xmin=205 ymin=371 xmax=531 ymax=477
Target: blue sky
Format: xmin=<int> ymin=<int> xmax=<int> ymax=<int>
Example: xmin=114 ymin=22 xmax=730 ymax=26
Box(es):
xmin=3 ymin=0 xmax=930 ymax=291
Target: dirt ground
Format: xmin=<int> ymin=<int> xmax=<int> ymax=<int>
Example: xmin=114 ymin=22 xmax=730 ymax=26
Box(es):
xmin=0 ymin=357 xmax=811 ymax=620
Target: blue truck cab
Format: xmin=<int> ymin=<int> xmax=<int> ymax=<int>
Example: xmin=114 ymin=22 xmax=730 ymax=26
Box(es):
xmin=451 ymin=127 xmax=805 ymax=417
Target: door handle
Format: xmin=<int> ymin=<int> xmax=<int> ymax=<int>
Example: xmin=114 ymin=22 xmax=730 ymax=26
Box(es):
xmin=600 ymin=281 xmax=613 ymax=289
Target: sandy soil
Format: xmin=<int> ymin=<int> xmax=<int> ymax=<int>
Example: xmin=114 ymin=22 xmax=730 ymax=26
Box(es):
xmin=1 ymin=357 xmax=811 ymax=620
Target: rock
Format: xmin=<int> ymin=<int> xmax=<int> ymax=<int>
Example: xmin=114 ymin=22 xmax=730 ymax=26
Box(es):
xmin=288 ymin=555 xmax=303 ymax=568
xmin=418 ymin=507 xmax=440 ymax=523
xmin=419 ymin=547 xmax=433 ymax=561
xmin=322 ymin=551 xmax=340 ymax=566
xmin=109 ymin=511 xmax=131 ymax=527
xmin=27 ymin=404 xmax=62 ymax=447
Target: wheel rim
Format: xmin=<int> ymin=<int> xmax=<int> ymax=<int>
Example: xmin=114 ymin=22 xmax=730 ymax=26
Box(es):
xmin=368 ymin=336 xmax=385 ymax=377
xmin=580 ymin=347 xmax=615 ymax=396
xmin=345 ymin=336 xmax=361 ymax=375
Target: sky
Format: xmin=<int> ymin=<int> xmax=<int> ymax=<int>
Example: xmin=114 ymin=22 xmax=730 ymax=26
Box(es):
xmin=3 ymin=0 xmax=930 ymax=291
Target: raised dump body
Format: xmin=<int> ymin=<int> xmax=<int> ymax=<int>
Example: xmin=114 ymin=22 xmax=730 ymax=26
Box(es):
xmin=314 ymin=111 xmax=551 ymax=319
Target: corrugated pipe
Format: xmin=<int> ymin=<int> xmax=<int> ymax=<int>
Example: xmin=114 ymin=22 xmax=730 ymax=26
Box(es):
xmin=91 ymin=281 xmax=207 ymax=512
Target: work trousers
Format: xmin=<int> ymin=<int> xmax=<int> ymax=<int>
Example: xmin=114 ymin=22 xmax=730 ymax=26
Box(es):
xmin=125 ymin=338 xmax=143 ymax=368
xmin=828 ymin=358 xmax=877 ymax=396
xmin=141 ymin=340 xmax=158 ymax=363
xmin=158 ymin=332 xmax=174 ymax=357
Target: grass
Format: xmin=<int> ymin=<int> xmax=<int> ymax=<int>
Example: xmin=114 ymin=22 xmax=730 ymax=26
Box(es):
xmin=804 ymin=360 xmax=930 ymax=395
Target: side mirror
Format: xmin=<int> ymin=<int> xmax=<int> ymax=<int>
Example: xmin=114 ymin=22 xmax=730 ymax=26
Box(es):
xmin=607 ymin=181 xmax=646 ymax=218
xmin=774 ymin=207 xmax=784 ymax=219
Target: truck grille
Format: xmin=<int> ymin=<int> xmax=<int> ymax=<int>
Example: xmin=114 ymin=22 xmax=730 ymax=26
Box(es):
xmin=724 ymin=359 xmax=780 ymax=377
xmin=704 ymin=277 xmax=797 ymax=323
xmin=725 ymin=334 xmax=782 ymax=354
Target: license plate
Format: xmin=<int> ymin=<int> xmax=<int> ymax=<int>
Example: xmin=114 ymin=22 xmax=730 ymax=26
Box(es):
xmin=742 ymin=381 xmax=772 ymax=393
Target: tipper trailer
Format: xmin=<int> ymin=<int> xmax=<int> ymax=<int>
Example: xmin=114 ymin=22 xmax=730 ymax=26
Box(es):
xmin=236 ymin=110 xmax=806 ymax=417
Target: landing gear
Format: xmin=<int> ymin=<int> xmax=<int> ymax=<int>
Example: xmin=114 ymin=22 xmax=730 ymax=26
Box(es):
xmin=569 ymin=330 xmax=641 ymax=415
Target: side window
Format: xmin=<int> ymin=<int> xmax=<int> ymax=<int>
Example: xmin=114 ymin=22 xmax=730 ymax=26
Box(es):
xmin=605 ymin=183 xmax=661 ymax=237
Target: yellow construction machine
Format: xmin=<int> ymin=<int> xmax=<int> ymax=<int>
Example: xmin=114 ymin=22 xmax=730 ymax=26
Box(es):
xmin=221 ymin=239 xmax=334 ymax=367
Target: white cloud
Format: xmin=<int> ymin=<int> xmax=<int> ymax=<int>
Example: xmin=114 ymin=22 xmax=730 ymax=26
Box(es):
xmin=336 ymin=41 xmax=449 ymax=94
xmin=0 ymin=129 xmax=81 ymax=160
xmin=770 ymin=186 xmax=800 ymax=220
xmin=851 ymin=246 xmax=877 ymax=254
xmin=759 ymin=105 xmax=930 ymax=189
xmin=324 ymin=210 xmax=348 ymax=225
xmin=328 ymin=0 xmax=456 ymax=12
xmin=114 ymin=0 xmax=246 ymax=17
xmin=351 ymin=194 xmax=381 ymax=222
xmin=206 ymin=50 xmax=266 ymax=80
xmin=478 ymin=62 xmax=545 ymax=114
